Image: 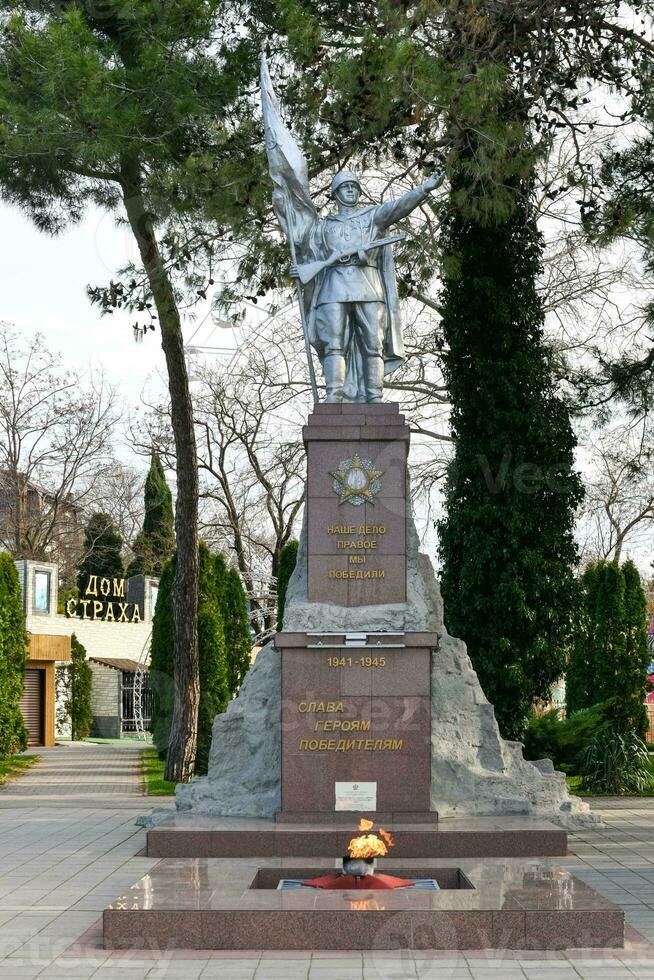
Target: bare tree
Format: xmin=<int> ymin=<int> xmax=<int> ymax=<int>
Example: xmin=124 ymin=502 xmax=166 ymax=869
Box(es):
xmin=136 ymin=317 xmax=307 ymax=641
xmin=578 ymin=421 xmax=654 ymax=566
xmin=86 ymin=461 xmax=146 ymax=567
xmin=0 ymin=324 xmax=118 ymax=585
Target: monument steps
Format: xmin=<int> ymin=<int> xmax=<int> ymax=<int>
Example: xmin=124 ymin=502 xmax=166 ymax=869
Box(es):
xmin=145 ymin=815 xmax=567 ymax=859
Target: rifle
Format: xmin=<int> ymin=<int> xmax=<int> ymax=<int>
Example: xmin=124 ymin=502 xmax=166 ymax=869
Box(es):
xmin=292 ymin=233 xmax=408 ymax=285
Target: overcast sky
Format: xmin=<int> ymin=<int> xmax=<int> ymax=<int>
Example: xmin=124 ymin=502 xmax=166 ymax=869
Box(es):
xmin=1 ymin=200 xmax=167 ymax=409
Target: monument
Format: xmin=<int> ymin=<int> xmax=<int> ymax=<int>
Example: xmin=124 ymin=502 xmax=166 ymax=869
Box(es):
xmin=107 ymin=56 xmax=626 ymax=954
xmin=161 ymin=56 xmax=594 ymax=830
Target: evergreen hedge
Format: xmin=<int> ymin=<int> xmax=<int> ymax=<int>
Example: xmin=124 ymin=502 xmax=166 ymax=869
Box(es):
xmin=0 ymin=553 xmax=29 ymax=756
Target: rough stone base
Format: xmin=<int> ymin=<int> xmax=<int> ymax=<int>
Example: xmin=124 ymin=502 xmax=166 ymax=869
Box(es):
xmin=139 ymin=512 xmax=598 ymax=830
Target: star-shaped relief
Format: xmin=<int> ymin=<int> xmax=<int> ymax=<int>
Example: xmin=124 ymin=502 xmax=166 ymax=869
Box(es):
xmin=330 ymin=454 xmax=384 ymax=506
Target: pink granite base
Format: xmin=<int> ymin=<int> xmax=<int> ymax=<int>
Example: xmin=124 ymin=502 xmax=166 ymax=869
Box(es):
xmin=103 ymin=856 xmax=624 ymax=951
xmin=146 ymin=815 xmax=567 ymax=859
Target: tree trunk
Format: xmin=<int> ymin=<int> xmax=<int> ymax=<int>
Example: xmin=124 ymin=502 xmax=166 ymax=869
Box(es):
xmin=121 ymin=157 xmax=200 ymax=783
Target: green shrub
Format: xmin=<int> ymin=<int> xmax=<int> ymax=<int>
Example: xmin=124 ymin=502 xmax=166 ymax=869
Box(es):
xmin=523 ymin=700 xmax=615 ymax=773
xmin=0 ymin=553 xmax=29 ymax=755
xmin=582 ymin=730 xmax=652 ymax=794
xmin=58 ymin=634 xmax=93 ymax=740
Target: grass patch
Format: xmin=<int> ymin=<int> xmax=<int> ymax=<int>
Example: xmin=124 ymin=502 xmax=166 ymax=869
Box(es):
xmin=142 ymin=747 xmax=176 ymax=796
xmin=567 ymin=757 xmax=654 ymax=797
xmin=0 ymin=754 xmax=39 ymax=786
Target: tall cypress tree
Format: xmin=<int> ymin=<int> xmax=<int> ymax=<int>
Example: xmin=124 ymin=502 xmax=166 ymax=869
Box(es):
xmin=127 ymin=451 xmax=175 ymax=577
xmin=437 ymin=176 xmax=583 ymax=740
xmin=616 ymin=560 xmax=650 ymax=736
xmin=196 ymin=545 xmax=229 ymax=774
xmin=76 ymin=513 xmax=124 ymax=596
xmin=567 ymin=563 xmax=602 ymax=715
xmin=150 ymin=544 xmax=229 ymax=775
xmin=0 ymin=553 xmax=28 ymax=756
xmin=568 ymin=559 xmax=650 ymax=736
xmin=61 ymin=634 xmax=93 ymax=741
xmin=221 ymin=563 xmax=252 ymax=697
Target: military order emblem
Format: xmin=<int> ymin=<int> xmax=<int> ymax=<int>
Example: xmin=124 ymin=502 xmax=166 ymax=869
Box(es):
xmin=330 ymin=454 xmax=383 ymax=506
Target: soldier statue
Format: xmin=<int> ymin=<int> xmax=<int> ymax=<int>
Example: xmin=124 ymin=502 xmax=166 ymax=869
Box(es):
xmin=260 ymin=55 xmax=444 ymax=403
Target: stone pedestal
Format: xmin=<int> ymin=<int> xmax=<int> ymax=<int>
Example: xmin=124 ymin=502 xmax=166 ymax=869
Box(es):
xmin=304 ymin=403 xmax=409 ymax=606
xmin=277 ymin=631 xmax=434 ymax=819
xmin=277 ymin=404 xmax=436 ymax=821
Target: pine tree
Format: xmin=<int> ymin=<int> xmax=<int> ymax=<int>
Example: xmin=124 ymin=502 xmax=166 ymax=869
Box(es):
xmin=150 ymin=545 xmax=229 ymax=775
xmin=127 ymin=451 xmax=175 ymax=578
xmin=437 ymin=182 xmax=583 ymax=740
xmin=276 ymin=540 xmax=298 ymax=632
xmin=0 ymin=553 xmax=29 ymax=756
xmin=76 ymin=513 xmax=124 ymax=597
xmin=0 ymin=0 xmax=265 ymax=782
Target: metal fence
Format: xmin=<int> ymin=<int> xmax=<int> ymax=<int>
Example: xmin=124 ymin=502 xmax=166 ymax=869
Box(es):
xmin=121 ymin=671 xmax=153 ymax=735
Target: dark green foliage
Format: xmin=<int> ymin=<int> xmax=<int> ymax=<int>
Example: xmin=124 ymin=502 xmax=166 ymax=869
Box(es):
xmin=566 ymin=563 xmax=602 ymax=715
xmin=217 ymin=559 xmax=252 ymax=697
xmin=567 ymin=560 xmax=650 ymax=736
xmin=523 ymin=701 xmax=615 ymax=775
xmin=59 ymin=634 xmax=93 ymax=741
xmin=277 ymin=540 xmax=298 ymax=631
xmin=150 ymin=545 xmax=229 ymax=775
xmin=582 ymin=730 xmax=652 ymax=795
xmin=0 ymin=553 xmax=29 ymax=756
xmin=127 ymin=451 xmax=175 ymax=578
xmin=622 ymin=561 xmax=651 ymax=736
xmin=149 ymin=555 xmax=175 ymax=761
xmin=196 ymin=544 xmax=229 ymax=774
xmin=76 ymin=513 xmax=123 ymax=596
xmin=437 ymin=187 xmax=583 ymax=741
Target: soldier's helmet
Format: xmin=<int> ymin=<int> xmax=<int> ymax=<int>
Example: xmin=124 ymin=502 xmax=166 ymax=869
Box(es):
xmin=331 ymin=171 xmax=362 ymax=197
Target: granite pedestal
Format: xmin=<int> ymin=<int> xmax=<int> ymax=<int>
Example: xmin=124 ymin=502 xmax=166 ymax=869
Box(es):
xmin=104 ymin=855 xmax=624 ymax=950
xmin=119 ymin=402 xmax=608 ymax=951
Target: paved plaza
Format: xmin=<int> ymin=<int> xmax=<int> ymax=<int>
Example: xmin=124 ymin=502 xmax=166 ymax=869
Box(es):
xmin=2 ymin=744 xmax=654 ymax=978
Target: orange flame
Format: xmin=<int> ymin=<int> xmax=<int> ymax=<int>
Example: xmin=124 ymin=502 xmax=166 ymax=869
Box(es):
xmin=358 ymin=818 xmax=374 ymax=831
xmin=379 ymin=828 xmax=396 ymax=848
xmin=348 ymin=833 xmax=388 ymax=859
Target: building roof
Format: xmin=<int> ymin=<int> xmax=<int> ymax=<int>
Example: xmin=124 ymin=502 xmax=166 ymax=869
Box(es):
xmin=89 ymin=656 xmax=146 ymax=673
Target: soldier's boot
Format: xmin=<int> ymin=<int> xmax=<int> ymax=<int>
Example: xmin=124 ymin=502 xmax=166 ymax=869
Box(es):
xmin=364 ymin=355 xmax=384 ymax=403
xmin=323 ymin=353 xmax=345 ymax=402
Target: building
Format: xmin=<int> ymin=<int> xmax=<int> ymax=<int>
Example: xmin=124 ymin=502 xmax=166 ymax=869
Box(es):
xmin=15 ymin=558 xmax=158 ymax=745
xmin=19 ymin=632 xmax=71 ymax=747
xmin=1 ymin=470 xmax=84 ymax=587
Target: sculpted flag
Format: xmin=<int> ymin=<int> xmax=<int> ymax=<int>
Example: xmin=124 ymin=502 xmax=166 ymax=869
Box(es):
xmin=259 ymin=54 xmax=317 ymax=247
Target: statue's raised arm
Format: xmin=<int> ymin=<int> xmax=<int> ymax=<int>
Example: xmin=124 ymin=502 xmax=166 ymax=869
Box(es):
xmin=260 ymin=55 xmax=445 ymax=404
